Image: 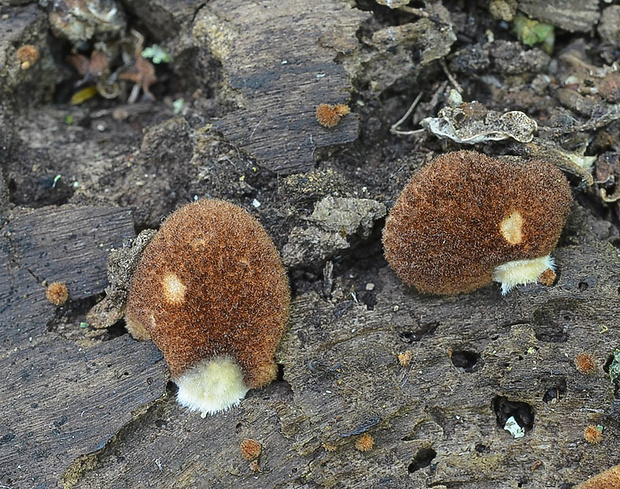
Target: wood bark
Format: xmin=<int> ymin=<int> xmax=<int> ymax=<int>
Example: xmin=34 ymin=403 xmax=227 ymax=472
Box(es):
xmin=1 ymin=0 xmax=619 ymax=488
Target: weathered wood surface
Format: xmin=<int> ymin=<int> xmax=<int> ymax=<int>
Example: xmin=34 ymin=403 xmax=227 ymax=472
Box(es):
xmin=0 ymin=206 xmax=136 ymax=338
xmin=68 ymin=207 xmax=620 ymax=489
xmin=0 ymin=205 xmax=167 ymax=488
xmin=1 ymin=0 xmax=619 ymax=488
xmin=0 ymin=4 xmax=41 ymax=74
xmin=518 ymin=0 xmax=600 ymax=33
xmin=197 ymin=0 xmax=368 ymax=174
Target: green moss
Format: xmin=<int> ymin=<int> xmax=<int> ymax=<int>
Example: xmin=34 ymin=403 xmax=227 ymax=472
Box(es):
xmin=62 ymin=453 xmax=98 ymax=488
xmin=512 ymin=15 xmax=554 ymax=54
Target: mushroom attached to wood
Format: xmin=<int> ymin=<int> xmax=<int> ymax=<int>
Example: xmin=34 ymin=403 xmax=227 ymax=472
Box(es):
xmin=383 ymin=150 xmax=572 ymax=295
xmin=576 ymin=463 xmax=620 ymax=489
xmin=125 ymin=199 xmax=290 ymax=416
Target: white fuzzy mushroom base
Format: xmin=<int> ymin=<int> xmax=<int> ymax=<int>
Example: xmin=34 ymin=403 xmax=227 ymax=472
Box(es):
xmin=493 ymin=255 xmax=555 ymax=295
xmin=175 ymin=356 xmax=249 ymax=418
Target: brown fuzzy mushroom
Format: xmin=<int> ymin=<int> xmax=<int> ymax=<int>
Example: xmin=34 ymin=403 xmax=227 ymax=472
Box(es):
xmin=575 ymin=353 xmax=597 ymax=375
xmin=383 ymin=151 xmax=572 ymax=295
xmin=240 ymin=438 xmax=262 ymax=461
xmin=583 ymin=425 xmax=603 ymax=445
xmin=126 ymin=199 xmax=290 ymax=416
xmin=46 ymin=282 xmax=69 ymax=305
xmin=316 ymin=103 xmax=350 ymax=128
xmin=355 ymin=433 xmax=374 ymax=452
xmin=576 ymin=463 xmax=620 ymax=489
xmin=16 ymin=44 xmax=39 ymax=70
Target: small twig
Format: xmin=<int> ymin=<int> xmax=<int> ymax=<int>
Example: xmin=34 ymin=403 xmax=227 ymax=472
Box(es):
xmin=390 ymin=92 xmax=425 ymax=136
xmin=127 ymin=83 xmax=141 ymax=104
xmin=249 ymin=120 xmax=262 ymax=139
xmin=440 ymin=59 xmax=463 ymax=94
xmin=399 ymin=6 xmax=449 ymax=26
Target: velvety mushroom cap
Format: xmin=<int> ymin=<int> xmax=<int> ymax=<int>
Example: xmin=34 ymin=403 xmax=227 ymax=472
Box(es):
xmin=383 ymin=150 xmax=572 ymax=295
xmin=46 ymin=282 xmax=69 ymax=306
xmin=126 ymin=199 xmax=290 ymax=414
xmin=576 ymin=463 xmax=620 ymax=489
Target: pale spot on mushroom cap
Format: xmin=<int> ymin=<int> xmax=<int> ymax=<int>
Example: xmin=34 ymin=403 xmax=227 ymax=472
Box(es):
xmin=162 ymin=272 xmax=187 ymax=304
xmin=499 ymin=211 xmax=524 ymax=245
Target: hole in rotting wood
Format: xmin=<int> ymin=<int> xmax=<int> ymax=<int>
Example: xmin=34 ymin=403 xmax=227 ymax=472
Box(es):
xmin=8 ymin=172 xmax=76 ymax=208
xmin=399 ymin=322 xmax=439 ymax=344
xmin=532 ymin=322 xmax=568 ymax=342
xmin=517 ymin=477 xmax=530 ymax=487
xmin=542 ymin=378 xmax=567 ymax=403
xmin=46 ymin=294 xmax=99 ymax=334
xmin=492 ymin=396 xmax=535 ymax=434
xmin=578 ymin=281 xmax=589 ymax=291
xmin=408 ymin=447 xmax=436 ymax=473
xmin=276 ymin=363 xmax=285 ymax=381
xmin=331 ymin=232 xmax=386 ymax=311
xmin=531 ymin=299 xmax=581 ymax=343
xmin=475 ymin=443 xmax=490 ymax=453
xmin=263 ymin=364 xmax=294 ymax=400
xmin=450 ymin=349 xmax=480 ymax=373
xmin=166 ymin=380 xmax=178 ymax=395
xmin=603 ymin=354 xmax=614 ymax=374
xmin=103 ymin=319 xmax=129 ymax=340
xmin=603 ymin=353 xmax=620 ymax=398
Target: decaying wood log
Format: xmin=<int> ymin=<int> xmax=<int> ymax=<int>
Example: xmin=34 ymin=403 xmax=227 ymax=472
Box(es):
xmin=1 ymin=1 xmax=619 ymax=488
xmin=0 ymin=205 xmax=167 ymax=488
xmin=195 ymin=0 xmax=369 ymax=174
xmin=64 ymin=206 xmax=620 ymax=489
xmin=517 ymin=0 xmax=599 ymax=33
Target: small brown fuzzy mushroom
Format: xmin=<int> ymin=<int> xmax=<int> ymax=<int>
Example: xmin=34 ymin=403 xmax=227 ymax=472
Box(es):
xmin=383 ymin=150 xmax=572 ymax=295
xmin=16 ymin=44 xmax=39 ymax=70
xmin=316 ymin=103 xmax=350 ymax=128
xmin=240 ymin=438 xmax=262 ymax=461
xmin=46 ymin=282 xmax=69 ymax=306
xmin=576 ymin=463 xmax=620 ymax=489
xmin=355 ymin=433 xmax=374 ymax=452
xmin=537 ymin=268 xmax=556 ymax=287
xmin=583 ymin=425 xmax=603 ymax=445
xmin=575 ymin=353 xmax=597 ymax=375
xmin=126 ymin=199 xmax=290 ymax=416
xmin=397 ymin=350 xmax=413 ymax=367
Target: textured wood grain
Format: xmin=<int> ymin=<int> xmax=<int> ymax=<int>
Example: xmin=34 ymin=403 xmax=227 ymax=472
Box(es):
xmin=194 ymin=0 xmax=369 ymax=174
xmin=1 ymin=1 xmax=619 ymax=488
xmin=0 ymin=335 xmax=165 ymax=488
xmin=66 ymin=207 xmax=620 ymax=489
xmin=0 ymin=205 xmax=167 ymax=488
xmin=518 ymin=0 xmax=599 ymax=32
xmin=5 ymin=205 xmax=135 ymax=301
xmin=0 ymin=205 xmax=135 ymax=344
